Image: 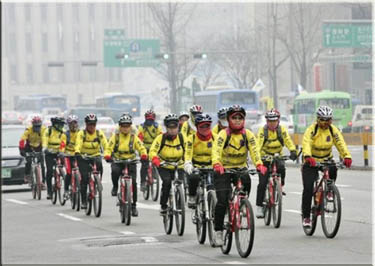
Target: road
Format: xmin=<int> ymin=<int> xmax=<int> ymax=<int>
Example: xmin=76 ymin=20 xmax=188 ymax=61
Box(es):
xmin=2 ymin=164 xmax=372 ymax=264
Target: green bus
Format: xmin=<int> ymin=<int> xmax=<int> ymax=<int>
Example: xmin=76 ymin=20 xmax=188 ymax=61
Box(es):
xmin=292 ymin=90 xmax=352 ymax=133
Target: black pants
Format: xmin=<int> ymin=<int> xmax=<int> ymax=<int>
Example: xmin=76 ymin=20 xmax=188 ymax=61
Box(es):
xmin=77 ymin=156 xmax=103 ymax=204
xmin=186 ymin=173 xmax=200 ymax=196
xmin=214 ymin=171 xmax=251 ymax=231
xmin=64 ymin=157 xmax=75 ymax=192
xmin=301 ymin=163 xmax=337 ymax=218
xmin=45 ymin=153 xmax=58 ymax=195
xmin=256 ymin=159 xmax=286 ymax=207
xmin=158 ymin=167 xmax=184 ymax=208
xmin=24 ymin=145 xmax=46 ymax=182
xmin=111 ymin=162 xmax=137 ymax=206
xmin=140 ymin=159 xmax=149 ymax=184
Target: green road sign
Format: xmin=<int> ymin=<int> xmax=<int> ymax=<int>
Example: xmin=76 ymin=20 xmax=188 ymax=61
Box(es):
xmin=323 ymin=22 xmax=372 ymax=48
xmin=103 ymin=38 xmax=160 ymax=68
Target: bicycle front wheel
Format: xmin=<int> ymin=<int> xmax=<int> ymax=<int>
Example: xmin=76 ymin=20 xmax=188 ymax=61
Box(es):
xmin=163 ymin=195 xmax=173 ymax=234
xmin=221 ymin=206 xmax=232 ymax=254
xmin=207 ymin=191 xmax=217 ymax=247
xmin=36 ymin=165 xmax=42 ymax=200
xmin=235 ymin=199 xmax=255 ymax=258
xmin=263 ymin=184 xmax=271 ymax=226
xmin=59 ymin=172 xmax=66 ymax=206
xmin=321 ymin=184 xmax=341 ymax=238
xmin=93 ymin=175 xmax=102 ymax=217
xmin=302 ymin=198 xmax=318 ymax=236
xmin=51 ymin=173 xmax=58 ymax=205
xmin=143 ymin=183 xmax=150 ymax=200
xmin=124 ymin=180 xmax=132 ymax=226
xmin=31 ymin=166 xmax=37 ymax=199
xmin=272 ymin=179 xmax=283 ymax=228
xmin=175 ymin=185 xmax=185 ymax=236
xmin=151 ymin=166 xmax=160 ymax=202
xmin=85 ymin=180 xmax=93 ymax=216
xmin=195 ymin=189 xmax=206 ymax=244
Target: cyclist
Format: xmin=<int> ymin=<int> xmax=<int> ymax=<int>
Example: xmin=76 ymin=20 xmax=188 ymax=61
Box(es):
xmin=212 ymin=107 xmax=228 ymax=135
xmin=255 ymin=108 xmax=297 ymax=218
xmin=74 ymin=113 xmax=108 ymax=209
xmin=301 ymin=106 xmax=352 ymax=228
xmin=180 ymin=105 xmax=203 ymax=140
xmin=19 ymin=115 xmax=47 ymax=187
xmin=104 ymin=114 xmax=148 ymax=217
xmin=45 ymin=116 xmax=67 ymax=200
xmin=63 ymin=114 xmax=80 ymax=200
xmin=178 ymin=111 xmax=190 ymax=132
xmin=212 ymin=104 xmax=267 ymax=246
xmin=137 ymin=110 xmax=163 ymax=192
xmin=149 ymin=114 xmax=185 ymax=214
xmin=184 ymin=113 xmax=216 ymax=208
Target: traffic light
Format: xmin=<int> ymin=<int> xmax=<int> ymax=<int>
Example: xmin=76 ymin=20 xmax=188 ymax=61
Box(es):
xmin=155 ymin=53 xmax=169 ymax=59
xmin=115 ymin=53 xmax=129 ymax=59
xmin=193 ymin=53 xmax=207 ymax=59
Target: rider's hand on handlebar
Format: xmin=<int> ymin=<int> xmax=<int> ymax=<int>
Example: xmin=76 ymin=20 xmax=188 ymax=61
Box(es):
xmin=343 ymin=158 xmax=352 ymax=168
xmin=305 ymin=156 xmax=316 ymax=167
xmin=213 ymin=163 xmax=224 ymax=175
xmin=152 ymin=156 xmax=161 ymax=167
xmin=184 ymin=161 xmax=194 ymax=175
xmin=256 ymin=164 xmax=267 ymax=175
xmin=289 ymin=150 xmax=298 ymax=161
xmin=140 ymin=154 xmax=148 ymax=161
xmin=104 ymin=155 xmax=112 ymax=163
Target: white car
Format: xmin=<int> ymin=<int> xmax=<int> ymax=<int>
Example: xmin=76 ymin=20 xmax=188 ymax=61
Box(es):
xmin=96 ymin=116 xmax=116 ymax=139
xmin=251 ymin=115 xmax=294 ymax=135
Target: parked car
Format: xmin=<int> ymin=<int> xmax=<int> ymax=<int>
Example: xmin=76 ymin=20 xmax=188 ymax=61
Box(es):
xmin=96 ymin=116 xmax=116 ymax=139
xmin=2 ymin=125 xmax=28 ymax=186
xmin=251 ymin=114 xmax=294 ymax=135
xmin=350 ymin=105 xmax=374 ymax=133
xmin=2 ymin=111 xmax=24 ymax=125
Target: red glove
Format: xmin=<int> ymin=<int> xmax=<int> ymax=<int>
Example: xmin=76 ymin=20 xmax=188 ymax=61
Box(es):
xmin=138 ymin=132 xmax=144 ymax=142
xmin=213 ymin=163 xmax=224 ymax=175
xmin=60 ymin=141 xmax=66 ymax=150
xmin=141 ymin=154 xmax=148 ymax=161
xmin=305 ymin=156 xmax=316 ymax=167
xmin=152 ymin=156 xmax=160 ymax=167
xmin=19 ymin=139 xmax=25 ymax=149
xmin=104 ymin=155 xmax=112 ymax=162
xmin=256 ymin=164 xmax=268 ymax=175
xmin=343 ymin=158 xmax=352 ymax=168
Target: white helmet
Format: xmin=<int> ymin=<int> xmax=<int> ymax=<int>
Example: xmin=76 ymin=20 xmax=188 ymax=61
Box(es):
xmin=316 ymin=106 xmax=333 ymax=120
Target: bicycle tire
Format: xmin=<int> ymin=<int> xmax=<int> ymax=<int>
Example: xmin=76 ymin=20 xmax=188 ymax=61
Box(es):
xmin=272 ymin=179 xmax=283 ymax=228
xmin=302 ymin=198 xmax=318 ymax=236
xmin=120 ymin=199 xmax=125 ymax=223
xmin=163 ymin=196 xmax=173 ymax=234
xmin=86 ymin=193 xmax=92 ymax=216
xmin=143 ymin=183 xmax=150 ymax=200
xmin=175 ymin=185 xmax=185 ymax=236
xmin=93 ymin=174 xmax=102 ymax=217
xmin=221 ymin=206 xmax=232 ymax=254
xmin=36 ymin=165 xmax=42 ymax=200
xmin=31 ymin=165 xmax=36 ymax=199
xmin=235 ymin=199 xmax=255 ymax=258
xmin=51 ymin=172 xmax=58 ymax=205
xmin=71 ymin=189 xmax=76 ymax=209
xmin=264 ymin=184 xmax=271 ymax=226
xmin=124 ymin=180 xmax=132 ymax=226
xmin=321 ymin=183 xmax=341 ymax=238
xmin=59 ymin=171 xmax=66 ymax=206
xmin=195 ymin=188 xmax=206 ymax=244
xmin=151 ymin=166 xmax=160 ymax=202
xmin=207 ymin=190 xmax=217 ymax=247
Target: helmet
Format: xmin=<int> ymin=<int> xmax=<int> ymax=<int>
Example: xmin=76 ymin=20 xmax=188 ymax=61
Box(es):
xmin=118 ymin=114 xmax=132 ymax=125
xmin=67 ymin=114 xmax=78 ymax=124
xmin=227 ymin=105 xmax=246 ymax=119
xmin=217 ymin=107 xmax=228 ymax=119
xmin=84 ymin=113 xmax=97 ymax=123
xmin=194 ymin=113 xmax=212 ymax=126
xmin=265 ymin=108 xmax=280 ymax=121
xmin=179 ymin=111 xmax=190 ymax=120
xmin=189 ymin=105 xmax=203 ymax=115
xmin=316 ymin=106 xmax=333 ymax=120
xmin=164 ymin=113 xmax=179 ymax=127
xmin=31 ymin=115 xmax=42 ymax=126
xmin=145 ymin=110 xmax=156 ymax=120
xmin=51 ymin=116 xmax=65 ymax=125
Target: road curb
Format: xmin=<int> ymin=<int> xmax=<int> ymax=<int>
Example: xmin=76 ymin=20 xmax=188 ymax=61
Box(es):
xmin=285 ymin=162 xmax=373 ymax=171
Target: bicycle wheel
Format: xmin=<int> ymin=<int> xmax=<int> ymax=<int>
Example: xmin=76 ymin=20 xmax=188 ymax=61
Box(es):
xmin=221 ymin=206 xmax=232 ymax=254
xmin=70 ymin=189 xmax=76 ymax=209
xmin=321 ymin=184 xmax=341 ymax=238
xmin=51 ymin=173 xmax=58 ymax=205
xmin=86 ymin=193 xmax=92 ymax=216
xmin=143 ymin=183 xmax=150 ymax=200
xmin=195 ymin=188 xmax=206 ymax=244
xmin=124 ymin=180 xmax=132 ymax=226
xmin=93 ymin=175 xmax=102 ymax=217
xmin=151 ymin=166 xmax=160 ymax=202
xmin=31 ymin=166 xmax=36 ymax=199
xmin=59 ymin=172 xmax=66 ymax=206
xmin=163 ymin=195 xmax=173 ymax=234
xmin=235 ymin=199 xmax=255 ymax=258
xmin=302 ymin=198 xmax=318 ymax=236
xmin=175 ymin=185 xmax=185 ymax=236
xmin=263 ymin=184 xmax=271 ymax=226
xmin=36 ymin=165 xmax=42 ymax=200
xmin=207 ymin=191 xmax=217 ymax=247
xmin=272 ymin=179 xmax=283 ymax=228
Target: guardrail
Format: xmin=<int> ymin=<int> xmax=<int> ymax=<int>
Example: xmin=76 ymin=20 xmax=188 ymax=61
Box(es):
xmin=292 ymin=132 xmax=373 ymax=167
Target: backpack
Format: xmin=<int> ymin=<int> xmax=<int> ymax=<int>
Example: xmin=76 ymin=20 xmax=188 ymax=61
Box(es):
xmin=312 ymin=124 xmax=334 ymax=138
xmin=159 ymin=133 xmax=185 ymax=154
xmin=113 ymin=133 xmax=134 ymax=154
xmin=223 ymin=128 xmax=248 ymax=150
xmin=262 ymin=125 xmax=284 ymax=148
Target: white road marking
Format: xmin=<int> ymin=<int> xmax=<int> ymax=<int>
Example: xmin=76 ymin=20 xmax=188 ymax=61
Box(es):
xmin=57 ymin=213 xmax=82 ymax=221
xmin=141 ymin=236 xmax=158 ymax=243
xmin=224 ymin=261 xmax=247 ymax=264
xmin=289 ymin=192 xmax=302 ymax=195
xmin=5 ymin=199 xmax=28 ymax=205
xmin=120 ymin=231 xmax=136 ymax=235
xmin=336 ymin=184 xmax=351 ymax=188
xmin=284 ymin=209 xmax=301 ymax=214
xmin=136 ymin=202 xmax=160 ymax=210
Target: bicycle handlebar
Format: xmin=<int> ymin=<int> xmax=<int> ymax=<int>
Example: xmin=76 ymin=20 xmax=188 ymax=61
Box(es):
xmin=315 ymin=160 xmax=344 ymax=169
xmin=112 ymin=159 xmax=140 ymax=164
xmin=160 ymin=161 xmax=184 ymax=168
xmin=224 ymin=168 xmax=258 ymax=175
xmin=262 ymin=154 xmax=291 ymax=162
xmin=80 ymin=155 xmax=102 ymax=160
xmin=25 ymin=151 xmax=43 ymax=157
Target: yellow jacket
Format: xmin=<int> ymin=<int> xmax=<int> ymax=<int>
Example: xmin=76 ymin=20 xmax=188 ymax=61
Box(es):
xmin=21 ymin=125 xmax=47 ymax=149
xmin=137 ymin=122 xmax=163 ymax=150
xmin=74 ymin=129 xmax=108 ymax=157
xmin=212 ymin=129 xmax=262 ymax=168
xmin=64 ymin=130 xmax=79 ymax=156
xmin=212 ymin=124 xmax=226 ymax=135
xmin=104 ymin=132 xmax=147 ymax=160
xmin=302 ymin=123 xmax=351 ymax=161
xmin=257 ymin=125 xmax=296 ymax=157
xmin=45 ymin=127 xmax=66 ymax=153
xmin=185 ymin=132 xmax=217 ymax=167
xmin=149 ymin=134 xmax=185 ymax=170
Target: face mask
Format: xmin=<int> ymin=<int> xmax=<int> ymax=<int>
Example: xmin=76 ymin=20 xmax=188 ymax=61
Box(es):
xmin=145 ymin=119 xmax=154 ymax=126
xmin=219 ymin=119 xmax=228 ymax=127
xmin=33 ymin=126 xmax=41 ymax=133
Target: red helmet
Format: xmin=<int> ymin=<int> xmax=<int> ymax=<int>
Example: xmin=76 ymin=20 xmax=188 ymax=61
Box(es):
xmin=145 ymin=110 xmax=156 ymax=120
xmin=265 ymin=108 xmax=280 ymax=121
xmin=31 ymin=116 xmax=42 ymax=126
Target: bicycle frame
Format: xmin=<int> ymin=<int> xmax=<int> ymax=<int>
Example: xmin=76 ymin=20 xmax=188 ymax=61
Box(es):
xmin=147 ymin=161 xmax=154 ymax=186
xmin=71 ymin=159 xmax=81 ymax=194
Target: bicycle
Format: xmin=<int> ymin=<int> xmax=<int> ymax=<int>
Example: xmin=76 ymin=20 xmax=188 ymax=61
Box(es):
xmin=25 ymin=151 xmax=44 ymax=200
xmin=81 ymin=155 xmax=103 ymax=217
xmin=191 ymin=167 xmax=217 ymax=246
xmin=113 ymin=158 xmax=140 ymax=225
xmin=261 ymin=153 xmax=290 ymax=228
xmin=69 ymin=156 xmax=81 ymax=211
xmin=159 ymin=161 xmax=185 ymax=236
xmin=221 ymin=168 xmax=257 ymax=258
xmin=302 ymin=159 xmax=343 ymax=238
xmin=50 ymin=153 xmax=67 ymax=206
xmin=142 ymin=161 xmax=160 ymax=202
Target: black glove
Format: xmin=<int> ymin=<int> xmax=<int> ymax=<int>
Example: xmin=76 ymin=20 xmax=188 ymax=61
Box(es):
xmin=289 ymin=151 xmax=298 ymax=161
xmin=20 ymin=149 xmax=26 ymax=157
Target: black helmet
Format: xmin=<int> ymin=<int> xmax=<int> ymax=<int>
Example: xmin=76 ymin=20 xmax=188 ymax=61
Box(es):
xmin=194 ymin=113 xmax=212 ymax=126
xmin=118 ymin=114 xmax=132 ymax=125
xmin=217 ymin=107 xmax=228 ymax=119
xmin=84 ymin=113 xmax=97 ymax=123
xmin=227 ymin=104 xmax=246 ymax=119
xmin=164 ymin=113 xmax=179 ymax=127
xmin=51 ymin=116 xmax=65 ymax=125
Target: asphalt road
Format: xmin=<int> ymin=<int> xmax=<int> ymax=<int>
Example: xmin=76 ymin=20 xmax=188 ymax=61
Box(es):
xmin=2 ymin=163 xmax=372 ymax=264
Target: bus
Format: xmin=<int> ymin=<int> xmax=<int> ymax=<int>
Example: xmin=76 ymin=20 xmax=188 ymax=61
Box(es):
xmin=14 ymin=95 xmax=67 ymax=114
xmin=95 ymin=93 xmax=141 ymax=117
xmin=292 ymin=90 xmax=352 ymax=133
xmin=194 ymin=88 xmax=260 ymax=122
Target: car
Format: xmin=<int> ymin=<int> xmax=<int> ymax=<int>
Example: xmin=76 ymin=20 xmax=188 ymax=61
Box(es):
xmin=2 ymin=125 xmax=28 ymax=186
xmin=2 ymin=110 xmax=24 ymax=125
xmin=96 ymin=116 xmax=116 ymax=139
xmin=350 ymin=105 xmax=374 ymax=133
xmin=251 ymin=114 xmax=294 ymax=135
